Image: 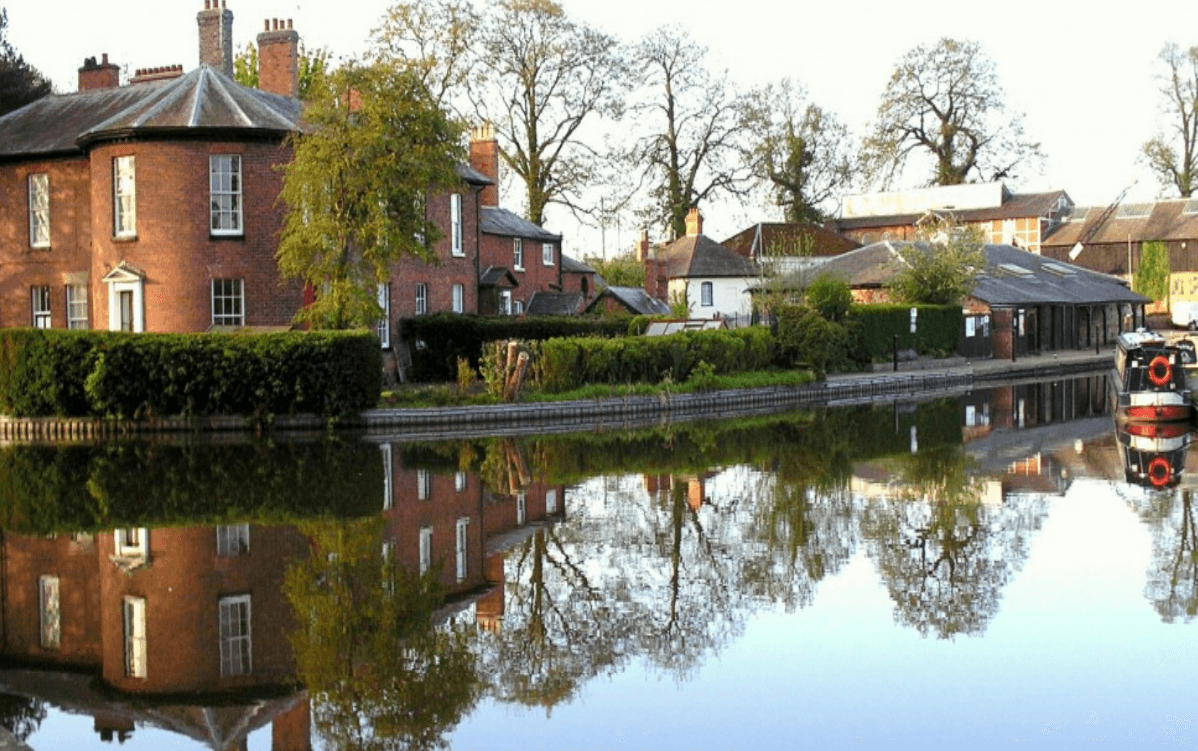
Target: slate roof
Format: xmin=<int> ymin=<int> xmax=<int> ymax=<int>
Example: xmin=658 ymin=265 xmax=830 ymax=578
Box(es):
xmin=833 ymin=191 xmax=1071 ymax=231
xmin=1042 ymin=198 xmax=1198 ymax=247
xmin=456 ymin=163 xmax=493 ymax=185
xmin=813 ymin=241 xmax=1148 ymax=307
xmin=587 ymin=286 xmax=671 ymax=315
xmin=480 ymin=206 xmax=561 ymax=241
xmin=479 ymin=265 xmax=518 ymax=287
xmin=526 ymin=292 xmax=585 ymax=315
xmin=561 ymin=254 xmax=595 ymax=274
xmin=721 ymin=222 xmax=860 ymax=260
xmin=656 ymin=234 xmax=756 ymax=278
xmin=0 ymin=66 xmax=301 ymax=160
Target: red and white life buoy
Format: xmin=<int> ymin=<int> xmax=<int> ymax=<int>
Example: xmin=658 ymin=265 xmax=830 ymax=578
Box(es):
xmin=1147 ymin=456 xmax=1172 ymax=487
xmin=1147 ymin=356 xmax=1172 ymax=388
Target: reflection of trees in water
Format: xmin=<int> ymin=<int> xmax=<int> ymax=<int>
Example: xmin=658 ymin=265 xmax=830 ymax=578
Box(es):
xmin=285 ymin=519 xmax=481 ymax=751
xmin=0 ymin=693 xmax=46 ymax=741
xmin=1129 ymin=489 xmax=1198 ymax=623
xmin=861 ymin=447 xmax=1047 ymax=638
xmin=476 ymin=464 xmax=863 ymax=707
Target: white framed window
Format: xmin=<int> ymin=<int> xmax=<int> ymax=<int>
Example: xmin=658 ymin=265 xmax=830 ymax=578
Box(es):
xmin=219 ymin=595 xmax=252 ymax=677
xmin=546 ymin=488 xmax=558 ymax=515
xmin=455 ymin=471 xmax=466 ymax=493
xmin=211 ymin=279 xmax=244 ymax=327
xmin=377 ymin=282 xmax=391 ymax=348
xmin=455 ymin=517 xmax=469 ymax=582
xmin=513 ymin=238 xmax=524 ymax=270
xmin=417 ymin=469 xmax=431 ymax=500
xmin=66 ymin=284 xmax=88 ymax=329
xmin=513 ymin=299 xmax=524 ymax=315
xmin=216 ymin=525 xmax=250 ymax=557
xmin=499 ymin=290 xmax=512 ymax=315
xmin=415 ymin=283 xmax=428 ymax=315
xmin=701 ymin=281 xmax=713 ymax=307
xmin=123 ymin=596 xmax=147 ymax=678
xmin=419 ymin=527 xmax=433 ymax=574
xmin=39 ymin=575 xmax=60 ymax=650
xmin=380 ymin=444 xmax=394 ymax=510
xmin=113 ymin=156 xmax=136 ymax=238
xmin=516 ymin=492 xmax=526 ymax=526
xmin=209 ymin=155 xmax=242 ymax=235
xmin=452 ymin=283 xmax=464 ymax=314
xmin=29 ymin=173 xmax=49 ymax=248
xmin=542 ymin=242 xmax=554 ymax=266
xmin=115 ymin=528 xmax=148 ymax=559
xmin=31 ymin=286 xmax=51 ymax=328
xmin=450 ymin=193 xmax=463 ymax=256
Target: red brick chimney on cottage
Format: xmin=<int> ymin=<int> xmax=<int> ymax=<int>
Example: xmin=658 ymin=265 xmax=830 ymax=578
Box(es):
xmin=637 ymin=229 xmax=667 ymax=302
xmin=130 ymin=65 xmax=185 ymax=86
xmin=197 ymin=0 xmax=234 ymax=76
xmin=78 ymin=53 xmax=120 ymax=91
xmin=470 ymin=123 xmax=500 ymax=207
xmin=258 ymin=18 xmax=299 ymax=98
xmin=685 ymin=207 xmax=703 ymax=237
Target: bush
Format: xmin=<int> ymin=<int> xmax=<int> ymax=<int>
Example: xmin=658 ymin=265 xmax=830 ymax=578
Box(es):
xmin=401 ymin=314 xmax=628 ymax=381
xmin=0 ymin=329 xmax=381 ymax=419
xmin=805 ymin=274 xmax=853 ymax=322
xmin=849 ymin=304 xmax=961 ymax=360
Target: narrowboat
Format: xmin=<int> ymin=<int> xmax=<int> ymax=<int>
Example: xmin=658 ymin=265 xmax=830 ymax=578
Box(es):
xmin=1115 ymin=419 xmax=1190 ymax=489
xmin=1110 ymin=330 xmax=1193 ymax=422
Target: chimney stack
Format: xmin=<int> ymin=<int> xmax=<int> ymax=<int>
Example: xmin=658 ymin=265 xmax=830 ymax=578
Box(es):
xmin=78 ymin=53 xmax=120 ymax=91
xmin=130 ymin=65 xmax=185 ymax=86
xmin=685 ymin=207 xmax=703 ymax=237
xmin=469 ymin=123 xmax=500 ymax=207
xmin=257 ymin=18 xmax=300 ymax=97
xmin=197 ymin=0 xmax=234 ymax=76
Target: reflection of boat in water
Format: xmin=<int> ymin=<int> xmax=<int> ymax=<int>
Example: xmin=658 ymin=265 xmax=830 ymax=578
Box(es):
xmin=1116 ymin=419 xmax=1191 ymax=489
xmin=1110 ymin=331 xmax=1193 ymax=422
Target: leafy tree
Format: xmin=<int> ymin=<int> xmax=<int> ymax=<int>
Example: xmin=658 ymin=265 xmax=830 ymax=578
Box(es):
xmin=1134 ymin=240 xmax=1170 ymax=302
xmin=585 ymin=252 xmax=645 ymax=288
xmin=742 ymin=78 xmax=855 ymax=223
xmin=862 ymin=38 xmax=1042 ymax=188
xmin=888 ymin=218 xmax=986 ymax=305
xmin=0 ymin=693 xmax=46 ymax=742
xmin=804 ymin=273 xmax=852 ymax=322
xmin=0 ymin=8 xmax=51 ymax=117
xmin=627 ymin=25 xmax=751 ymax=238
xmin=1143 ymin=43 xmax=1198 ymax=198
xmin=276 ymin=62 xmax=464 ymax=328
xmin=232 ymin=41 xmax=330 ymax=100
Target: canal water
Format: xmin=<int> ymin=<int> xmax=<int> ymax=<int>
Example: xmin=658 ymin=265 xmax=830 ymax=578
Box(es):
xmin=1 ymin=371 xmax=1194 ymax=750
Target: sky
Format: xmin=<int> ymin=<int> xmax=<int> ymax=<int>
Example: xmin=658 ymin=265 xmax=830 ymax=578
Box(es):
xmin=4 ymin=0 xmax=1196 ymax=257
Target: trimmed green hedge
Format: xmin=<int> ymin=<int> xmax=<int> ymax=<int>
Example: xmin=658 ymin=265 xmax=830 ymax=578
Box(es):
xmin=0 ymin=329 xmax=381 ymax=419
xmin=528 ymin=327 xmax=775 ymax=393
xmin=400 ymin=314 xmax=629 ymax=382
xmin=849 ymin=304 xmax=962 ymax=359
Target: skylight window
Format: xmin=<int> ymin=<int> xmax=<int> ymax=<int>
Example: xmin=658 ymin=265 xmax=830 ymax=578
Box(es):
xmin=1183 ymin=198 xmax=1198 ymax=216
xmin=1116 ymin=203 xmax=1152 ymax=219
xmin=998 ymin=263 xmax=1033 ymax=277
xmin=1042 ymin=262 xmax=1076 ymax=277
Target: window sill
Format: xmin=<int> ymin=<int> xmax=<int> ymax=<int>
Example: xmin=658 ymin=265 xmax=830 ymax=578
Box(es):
xmin=112 ymin=235 xmax=138 ymax=243
xmin=209 ymin=233 xmax=245 ymax=242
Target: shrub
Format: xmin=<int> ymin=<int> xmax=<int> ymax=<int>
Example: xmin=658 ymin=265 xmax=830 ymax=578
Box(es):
xmin=805 ymin=274 xmax=853 ymax=322
xmin=849 ymin=304 xmax=962 ymax=360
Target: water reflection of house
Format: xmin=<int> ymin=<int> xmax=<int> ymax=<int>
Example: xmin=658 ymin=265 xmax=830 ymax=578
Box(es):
xmin=643 ymin=474 xmax=710 ymax=511
xmin=0 ymin=525 xmax=312 ymax=750
xmin=377 ymin=443 xmax=565 ymax=631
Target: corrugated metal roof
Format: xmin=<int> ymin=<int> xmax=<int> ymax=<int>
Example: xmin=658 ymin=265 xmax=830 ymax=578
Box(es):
xmin=0 ymin=66 xmax=301 ymax=160
xmin=480 ymin=206 xmax=561 ymax=241
xmin=1043 ymin=199 xmax=1198 ymax=247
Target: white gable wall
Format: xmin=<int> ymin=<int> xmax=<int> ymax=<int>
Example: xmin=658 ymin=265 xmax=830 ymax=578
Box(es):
xmin=668 ymin=277 xmax=753 ymax=322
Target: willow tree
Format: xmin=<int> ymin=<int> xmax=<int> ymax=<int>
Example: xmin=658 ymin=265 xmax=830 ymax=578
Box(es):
xmin=862 ymin=38 xmax=1042 ymax=188
xmin=276 ymin=62 xmax=464 ymax=328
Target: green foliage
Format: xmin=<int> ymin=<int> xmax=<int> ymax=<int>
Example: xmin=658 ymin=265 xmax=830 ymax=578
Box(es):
xmin=528 ymin=327 xmax=775 ymax=393
xmin=774 ymin=305 xmax=861 ymax=379
xmin=669 ymin=290 xmax=690 ymax=318
xmin=805 ymin=274 xmax=852 ymax=322
xmin=277 ymin=61 xmax=463 ymax=329
xmin=586 ymin=253 xmax=646 ymax=288
xmin=456 ymin=356 xmax=477 ymax=393
xmin=0 ymin=439 xmax=383 ymax=535
xmin=0 ymin=8 xmax=52 ymax=117
xmin=1135 ymin=240 xmax=1171 ymax=301
xmin=401 ymin=314 xmax=628 ymax=381
xmin=233 ymin=41 xmax=330 ymax=100
xmin=0 ymin=329 xmax=380 ymax=420
xmin=888 ymin=220 xmax=985 ymax=305
xmin=850 ymin=303 xmax=962 ymax=359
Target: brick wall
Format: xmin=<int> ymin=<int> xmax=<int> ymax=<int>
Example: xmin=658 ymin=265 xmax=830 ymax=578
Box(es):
xmin=479 ymin=233 xmax=561 ymax=312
